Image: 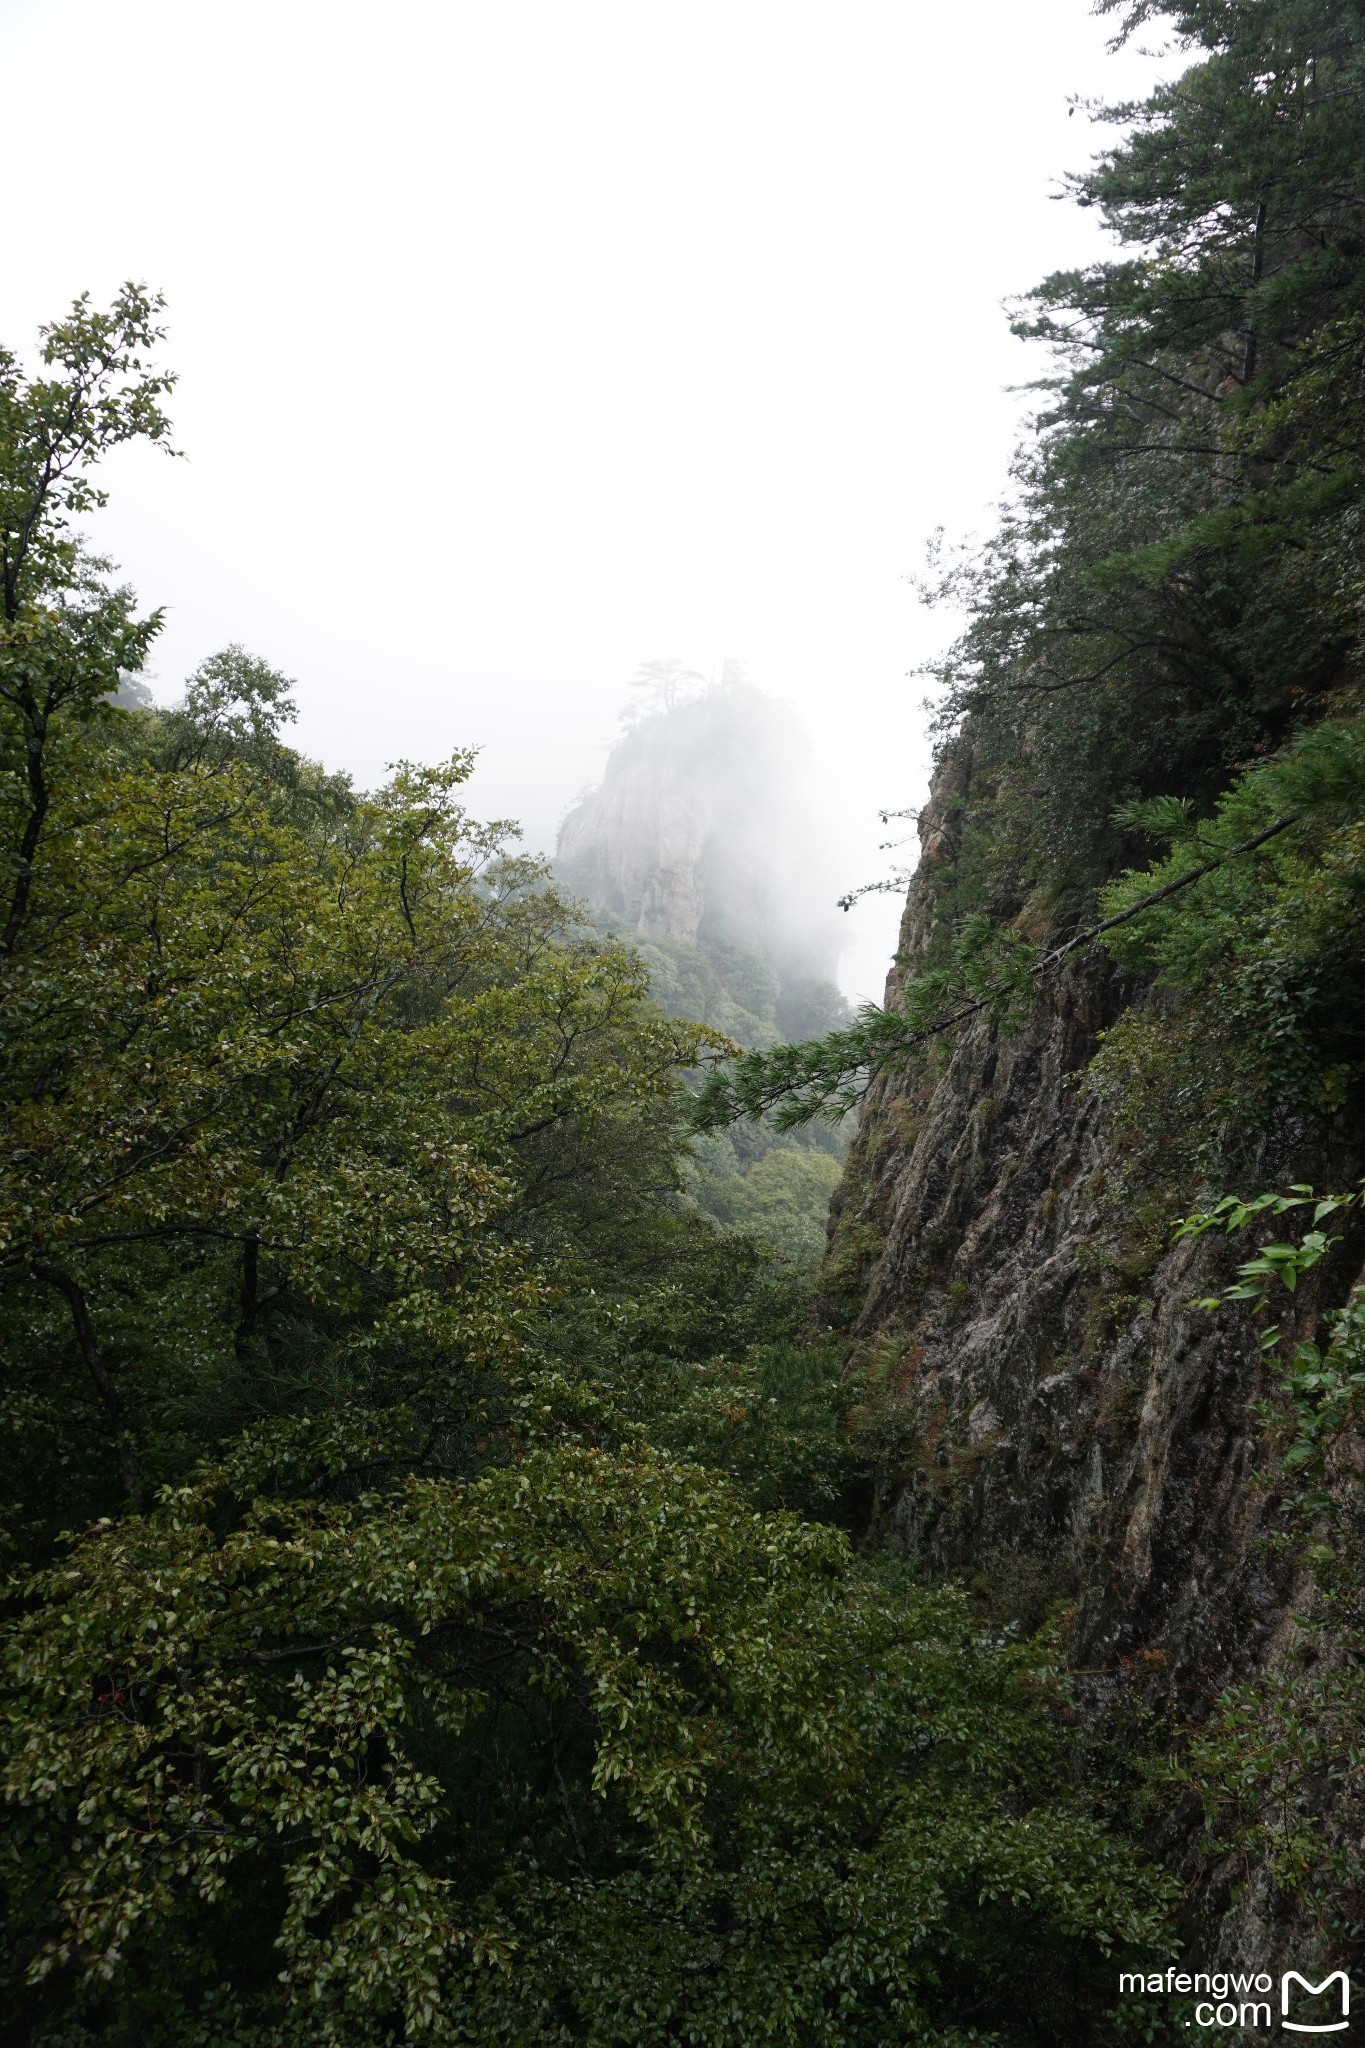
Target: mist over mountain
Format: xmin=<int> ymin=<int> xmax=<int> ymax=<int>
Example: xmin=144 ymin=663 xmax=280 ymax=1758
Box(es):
xmin=556 ymin=675 xmax=848 ymax=1048
xmin=555 ymin=672 xmax=851 ymax=1266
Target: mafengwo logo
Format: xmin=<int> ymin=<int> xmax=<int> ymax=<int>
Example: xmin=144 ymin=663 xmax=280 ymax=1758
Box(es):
xmin=1118 ymin=1966 xmax=1352 ymax=2033
xmin=1282 ymin=1972 xmax=1350 ymax=2034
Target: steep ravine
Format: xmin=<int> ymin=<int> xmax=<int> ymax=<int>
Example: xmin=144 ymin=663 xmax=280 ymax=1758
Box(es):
xmin=824 ymin=739 xmax=1365 ymax=1964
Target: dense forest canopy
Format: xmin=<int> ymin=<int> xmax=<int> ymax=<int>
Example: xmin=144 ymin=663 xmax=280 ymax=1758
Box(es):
xmin=4 ymin=0 xmax=1365 ymax=2040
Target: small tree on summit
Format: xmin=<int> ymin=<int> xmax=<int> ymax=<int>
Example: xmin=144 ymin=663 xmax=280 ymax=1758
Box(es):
xmin=623 ymin=656 xmax=705 ymax=721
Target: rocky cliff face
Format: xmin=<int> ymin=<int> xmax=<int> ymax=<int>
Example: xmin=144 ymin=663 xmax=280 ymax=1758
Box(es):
xmin=824 ymin=740 xmax=1365 ymax=1961
xmin=558 ymin=740 xmax=709 ymax=946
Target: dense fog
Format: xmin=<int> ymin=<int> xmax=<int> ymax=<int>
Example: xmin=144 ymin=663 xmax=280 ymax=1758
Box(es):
xmin=0 ymin=0 xmax=1169 ymax=1000
xmin=558 ymin=673 xmax=845 ymax=1006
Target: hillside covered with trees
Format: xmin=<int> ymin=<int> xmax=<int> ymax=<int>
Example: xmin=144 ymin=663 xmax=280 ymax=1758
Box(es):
xmin=4 ymin=1 xmax=1365 ymax=2041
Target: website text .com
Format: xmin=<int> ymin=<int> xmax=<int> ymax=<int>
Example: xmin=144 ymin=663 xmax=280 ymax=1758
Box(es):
xmin=1119 ymin=1968 xmax=1352 ymax=2033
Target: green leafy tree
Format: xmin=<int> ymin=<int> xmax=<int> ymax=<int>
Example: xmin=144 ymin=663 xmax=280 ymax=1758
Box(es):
xmin=1 ymin=284 xmax=175 ymax=955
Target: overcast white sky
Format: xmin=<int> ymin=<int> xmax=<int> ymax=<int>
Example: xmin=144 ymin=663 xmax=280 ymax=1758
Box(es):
xmin=0 ymin=0 xmax=1173 ymax=999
